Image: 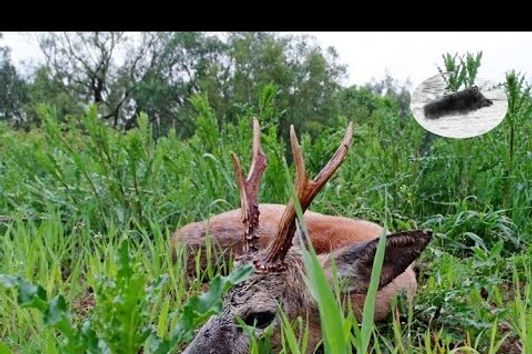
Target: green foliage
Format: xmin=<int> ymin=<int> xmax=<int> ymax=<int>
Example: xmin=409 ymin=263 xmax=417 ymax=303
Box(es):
xmin=191 ymin=93 xmax=219 ymax=152
xmin=437 ymin=51 xmax=483 ymax=91
xmin=0 ymin=341 xmax=12 ymax=354
xmin=0 ymin=48 xmax=530 ymax=353
xmin=300 ymin=223 xmax=350 ymax=354
xmin=4 ymin=32 xmax=345 ymax=137
xmin=422 ymin=203 xmax=524 ymax=256
xmin=92 ymin=240 xmax=153 ymax=354
xmin=0 ymin=45 xmax=27 ymax=126
xmin=299 ymin=223 xmax=392 ymax=354
xmin=24 ymin=66 xmax=83 ymax=126
xmin=0 ymin=274 xmax=100 ymax=353
xmin=0 ymin=240 xmax=252 ymax=353
xmin=132 ymin=32 xmax=228 ymax=136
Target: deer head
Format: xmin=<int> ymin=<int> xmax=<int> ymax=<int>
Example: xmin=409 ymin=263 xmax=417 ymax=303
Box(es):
xmin=183 ymin=119 xmax=432 ymax=354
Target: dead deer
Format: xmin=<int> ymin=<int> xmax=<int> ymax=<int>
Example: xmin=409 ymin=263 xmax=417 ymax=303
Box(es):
xmin=174 ymin=118 xmax=432 ymax=354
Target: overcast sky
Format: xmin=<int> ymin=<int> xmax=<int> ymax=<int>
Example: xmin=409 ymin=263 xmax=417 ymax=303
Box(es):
xmin=2 ymin=32 xmax=531 ymax=90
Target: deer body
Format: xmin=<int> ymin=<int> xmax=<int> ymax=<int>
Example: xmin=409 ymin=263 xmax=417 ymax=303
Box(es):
xmin=173 ymin=203 xmax=418 ymax=321
xmin=177 ymin=119 xmax=431 ymax=354
xmin=175 ymin=203 xmax=383 ymax=255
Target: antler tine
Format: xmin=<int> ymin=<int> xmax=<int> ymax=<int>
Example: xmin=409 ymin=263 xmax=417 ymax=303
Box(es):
xmin=254 ymin=122 xmax=354 ymax=272
xmin=231 ymin=118 xmax=267 ymax=253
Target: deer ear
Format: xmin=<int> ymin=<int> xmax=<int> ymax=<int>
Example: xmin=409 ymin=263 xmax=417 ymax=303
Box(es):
xmin=323 ymin=230 xmax=432 ymax=294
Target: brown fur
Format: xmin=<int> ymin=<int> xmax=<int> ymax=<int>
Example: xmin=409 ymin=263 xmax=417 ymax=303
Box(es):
xmin=176 ymin=204 xmax=428 ymax=354
xmin=172 ymin=203 xmax=383 ymax=263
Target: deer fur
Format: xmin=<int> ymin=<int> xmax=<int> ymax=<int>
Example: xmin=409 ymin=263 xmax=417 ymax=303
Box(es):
xmin=175 ymin=120 xmax=431 ymax=354
xmin=173 ymin=203 xmax=418 ymax=318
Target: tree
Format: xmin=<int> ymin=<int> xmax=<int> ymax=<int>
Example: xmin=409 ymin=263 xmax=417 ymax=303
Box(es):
xmin=24 ymin=65 xmax=83 ymax=125
xmin=33 ymin=32 xmax=348 ymax=138
xmin=36 ymin=32 xmax=227 ymax=134
xmin=0 ymin=35 xmax=28 ymax=126
xmin=218 ymin=32 xmax=347 ymax=137
xmin=131 ymin=32 xmax=226 ymax=136
xmin=37 ymin=32 xmax=157 ymax=127
xmin=365 ymin=72 xmax=412 ymax=118
xmin=337 ymin=85 xmax=383 ymax=124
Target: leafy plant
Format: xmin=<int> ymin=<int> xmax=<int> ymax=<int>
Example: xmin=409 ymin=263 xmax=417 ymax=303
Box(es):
xmin=0 ymin=240 xmax=252 ymax=353
xmin=0 ymin=50 xmax=530 ymax=354
xmin=437 ymin=51 xmax=483 ymax=91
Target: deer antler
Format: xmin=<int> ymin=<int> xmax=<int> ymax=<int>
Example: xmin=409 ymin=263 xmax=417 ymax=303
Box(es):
xmin=231 ymin=118 xmax=267 ymax=253
xmin=254 ymin=122 xmax=354 ymax=272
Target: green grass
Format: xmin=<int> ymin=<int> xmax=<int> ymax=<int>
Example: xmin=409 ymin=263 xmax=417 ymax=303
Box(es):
xmin=0 ymin=72 xmax=530 ymax=353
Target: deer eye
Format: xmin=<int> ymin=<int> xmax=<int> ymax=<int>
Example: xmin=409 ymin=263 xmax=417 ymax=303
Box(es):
xmin=243 ymin=311 xmax=275 ymax=329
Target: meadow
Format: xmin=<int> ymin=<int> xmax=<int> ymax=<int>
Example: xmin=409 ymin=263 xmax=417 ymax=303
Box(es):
xmin=0 ymin=72 xmax=530 ymax=353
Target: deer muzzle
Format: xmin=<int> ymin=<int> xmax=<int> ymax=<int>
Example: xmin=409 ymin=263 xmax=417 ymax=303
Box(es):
xmin=182 ymin=315 xmax=248 ymax=354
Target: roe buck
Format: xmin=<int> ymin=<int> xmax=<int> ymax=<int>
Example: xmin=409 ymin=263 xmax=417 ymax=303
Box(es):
xmin=174 ymin=118 xmax=432 ymax=354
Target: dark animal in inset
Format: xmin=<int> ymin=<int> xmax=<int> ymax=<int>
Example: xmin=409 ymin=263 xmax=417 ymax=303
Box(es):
xmin=423 ymin=86 xmax=493 ymax=119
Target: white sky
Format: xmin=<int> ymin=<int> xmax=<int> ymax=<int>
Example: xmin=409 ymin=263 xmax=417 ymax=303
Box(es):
xmin=2 ymin=32 xmax=532 ymax=89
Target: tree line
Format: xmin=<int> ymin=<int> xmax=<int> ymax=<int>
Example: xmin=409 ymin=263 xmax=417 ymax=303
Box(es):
xmin=0 ymin=32 xmax=411 ymax=138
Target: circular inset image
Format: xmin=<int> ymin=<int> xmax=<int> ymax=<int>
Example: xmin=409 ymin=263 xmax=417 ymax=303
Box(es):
xmin=410 ymin=75 xmax=508 ymax=138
